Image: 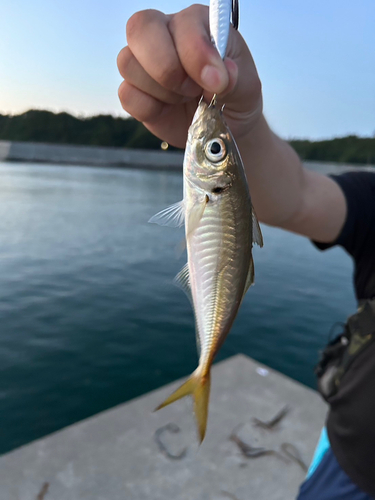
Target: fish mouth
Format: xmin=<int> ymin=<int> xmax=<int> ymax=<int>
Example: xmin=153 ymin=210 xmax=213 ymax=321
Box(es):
xmin=189 ymin=97 xmax=223 ymax=142
xmin=191 ymin=96 xmax=221 ymax=125
xmin=191 ymin=97 xmax=209 ymax=126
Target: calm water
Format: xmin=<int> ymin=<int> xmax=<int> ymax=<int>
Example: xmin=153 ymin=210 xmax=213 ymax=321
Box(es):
xmin=0 ymin=162 xmax=356 ymax=455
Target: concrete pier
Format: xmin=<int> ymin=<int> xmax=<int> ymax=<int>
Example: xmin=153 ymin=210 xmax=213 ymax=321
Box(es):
xmin=0 ymin=354 xmax=327 ymax=500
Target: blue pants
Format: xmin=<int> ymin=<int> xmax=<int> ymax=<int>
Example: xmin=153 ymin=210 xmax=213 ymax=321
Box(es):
xmin=297 ymin=431 xmax=374 ymax=500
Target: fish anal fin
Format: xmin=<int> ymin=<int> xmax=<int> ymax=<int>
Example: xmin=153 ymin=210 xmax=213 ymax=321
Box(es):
xmin=174 ymin=264 xmax=201 ymax=356
xmin=252 ymin=209 xmax=264 ymax=247
xmin=174 ymin=263 xmax=191 ymax=300
xmin=149 ymin=200 xmax=185 ymax=227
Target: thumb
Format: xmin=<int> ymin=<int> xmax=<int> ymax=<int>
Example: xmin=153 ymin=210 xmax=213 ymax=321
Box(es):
xmin=168 ymin=5 xmax=229 ymax=94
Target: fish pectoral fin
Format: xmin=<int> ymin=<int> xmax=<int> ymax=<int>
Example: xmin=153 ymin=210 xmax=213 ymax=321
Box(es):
xmin=155 ymin=368 xmax=211 ymax=443
xmin=252 ymin=208 xmax=264 ymax=247
xmin=186 ymin=195 xmax=209 ymax=236
xmin=148 ymin=200 xmax=185 ymax=227
xmin=243 ymin=255 xmax=255 ymax=297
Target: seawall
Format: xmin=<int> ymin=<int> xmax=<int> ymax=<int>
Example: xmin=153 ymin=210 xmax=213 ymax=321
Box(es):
xmin=0 ymin=140 xmax=184 ymax=170
xmin=1 ymin=140 xmax=374 ymax=173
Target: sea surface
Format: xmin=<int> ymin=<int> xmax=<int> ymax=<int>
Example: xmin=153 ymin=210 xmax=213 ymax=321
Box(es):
xmin=0 ymin=162 xmax=356 ymax=455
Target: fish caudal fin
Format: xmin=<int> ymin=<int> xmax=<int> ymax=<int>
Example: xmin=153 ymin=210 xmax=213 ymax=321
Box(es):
xmin=155 ymin=368 xmax=211 ymax=443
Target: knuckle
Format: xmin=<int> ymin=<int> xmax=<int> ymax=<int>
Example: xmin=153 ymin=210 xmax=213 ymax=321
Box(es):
xmin=118 ymin=82 xmax=163 ymax=124
xmin=118 ymin=81 xmax=129 ymax=108
xmin=126 ymin=12 xmax=141 ymax=41
xmin=126 ymin=9 xmax=160 ymax=42
xmin=170 ymin=4 xmax=207 ymax=32
xmin=126 ymin=10 xmax=147 ymax=42
xmin=155 ymin=61 xmax=183 ymax=89
xmin=116 ymin=47 xmax=132 ymax=75
xmin=134 ymin=103 xmax=161 ymax=124
xmin=187 ymin=4 xmax=208 ymax=16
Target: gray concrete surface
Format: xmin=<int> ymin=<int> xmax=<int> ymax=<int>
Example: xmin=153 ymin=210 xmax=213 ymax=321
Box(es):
xmin=0 ymin=140 xmax=184 ymax=170
xmin=0 ymin=354 xmax=327 ymax=500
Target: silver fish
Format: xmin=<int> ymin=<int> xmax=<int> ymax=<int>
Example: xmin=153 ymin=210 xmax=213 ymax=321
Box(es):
xmin=150 ymin=98 xmax=263 ymax=441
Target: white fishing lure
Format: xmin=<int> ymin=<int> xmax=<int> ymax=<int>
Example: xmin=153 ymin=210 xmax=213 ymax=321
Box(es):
xmin=209 ymin=0 xmax=232 ymax=59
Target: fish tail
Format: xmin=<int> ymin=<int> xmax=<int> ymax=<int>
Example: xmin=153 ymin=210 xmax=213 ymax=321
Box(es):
xmin=155 ymin=367 xmax=211 ymax=443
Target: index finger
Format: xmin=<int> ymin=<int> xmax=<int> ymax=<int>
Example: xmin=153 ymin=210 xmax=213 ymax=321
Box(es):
xmin=126 ymin=9 xmax=201 ymax=96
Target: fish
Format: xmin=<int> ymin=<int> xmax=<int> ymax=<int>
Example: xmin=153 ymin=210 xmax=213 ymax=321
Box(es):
xmin=149 ymin=97 xmax=263 ymax=442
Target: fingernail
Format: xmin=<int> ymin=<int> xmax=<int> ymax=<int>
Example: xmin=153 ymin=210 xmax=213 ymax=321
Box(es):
xmin=201 ymin=65 xmax=227 ymax=93
xmin=180 ymin=77 xmax=201 ymax=97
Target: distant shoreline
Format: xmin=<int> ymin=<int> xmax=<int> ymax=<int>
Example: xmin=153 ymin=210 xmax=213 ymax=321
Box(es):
xmin=0 ymin=140 xmax=374 ymax=173
xmin=0 ymin=140 xmax=184 ymax=171
xmin=2 ymin=110 xmax=375 ymax=165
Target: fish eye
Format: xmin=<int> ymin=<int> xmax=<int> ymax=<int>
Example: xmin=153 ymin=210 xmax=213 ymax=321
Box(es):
xmin=204 ymin=138 xmax=227 ymax=163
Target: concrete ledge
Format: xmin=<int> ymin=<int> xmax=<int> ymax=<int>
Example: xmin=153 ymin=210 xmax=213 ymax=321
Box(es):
xmin=0 ymin=140 xmax=184 ymax=170
xmin=0 ymin=354 xmax=327 ymax=500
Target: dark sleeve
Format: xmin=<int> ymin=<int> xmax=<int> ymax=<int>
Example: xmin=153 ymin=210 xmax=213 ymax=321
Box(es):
xmin=313 ymin=171 xmax=375 ymax=260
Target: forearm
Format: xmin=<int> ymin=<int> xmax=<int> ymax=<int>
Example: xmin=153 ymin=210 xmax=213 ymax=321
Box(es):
xmin=237 ymin=115 xmax=305 ymax=228
xmin=237 ymin=115 xmax=347 ymax=243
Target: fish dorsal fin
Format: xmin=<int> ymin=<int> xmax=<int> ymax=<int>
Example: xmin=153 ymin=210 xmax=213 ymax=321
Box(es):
xmin=243 ymin=255 xmax=255 ymax=297
xmin=252 ymin=209 xmax=263 ymax=247
xmin=148 ymin=200 xmax=185 ymax=227
xmin=186 ymin=195 xmax=209 ymax=236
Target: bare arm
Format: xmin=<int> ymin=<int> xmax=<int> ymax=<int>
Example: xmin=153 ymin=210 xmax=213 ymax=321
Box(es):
xmin=237 ymin=116 xmax=347 ymax=242
xmin=118 ymin=5 xmax=347 ymax=243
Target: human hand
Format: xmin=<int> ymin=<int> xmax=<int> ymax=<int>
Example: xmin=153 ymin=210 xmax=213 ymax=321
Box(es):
xmin=117 ymin=4 xmax=262 ymax=148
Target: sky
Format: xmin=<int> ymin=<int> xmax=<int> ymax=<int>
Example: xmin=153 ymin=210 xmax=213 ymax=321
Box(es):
xmin=0 ymin=0 xmax=374 ymax=139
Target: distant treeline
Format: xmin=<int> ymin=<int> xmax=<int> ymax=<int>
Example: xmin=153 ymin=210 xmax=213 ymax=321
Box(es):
xmin=0 ymin=110 xmax=164 ymax=150
xmin=290 ymin=137 xmax=375 ymax=165
xmin=0 ymin=110 xmax=374 ymax=164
